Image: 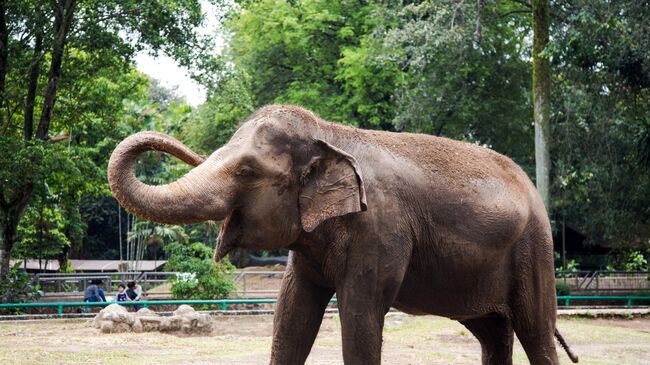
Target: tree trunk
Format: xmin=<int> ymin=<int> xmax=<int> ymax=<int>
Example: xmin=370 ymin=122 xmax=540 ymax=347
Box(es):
xmin=532 ymin=0 xmax=551 ymax=210
xmin=475 ymin=0 xmax=485 ymax=43
xmin=24 ymin=26 xmax=43 ymax=141
xmin=0 ymin=184 xmax=34 ymax=280
xmin=0 ymin=210 xmax=24 ymax=278
xmin=36 ymin=0 xmax=77 ymax=140
xmin=0 ymin=1 xmax=8 ymax=124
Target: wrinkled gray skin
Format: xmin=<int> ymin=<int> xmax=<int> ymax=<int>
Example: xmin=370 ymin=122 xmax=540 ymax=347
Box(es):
xmin=108 ymin=105 xmax=577 ymax=365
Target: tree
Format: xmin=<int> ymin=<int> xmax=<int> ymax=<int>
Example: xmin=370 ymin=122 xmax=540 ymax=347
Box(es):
xmin=532 ymin=0 xmax=551 ymax=210
xmin=550 ymin=0 xmax=650 ymax=247
xmin=0 ymin=0 xmax=213 ymax=280
xmin=164 ymin=241 xmax=235 ymax=300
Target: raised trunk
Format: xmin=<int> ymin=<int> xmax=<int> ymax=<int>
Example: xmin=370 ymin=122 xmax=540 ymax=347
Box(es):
xmin=108 ymin=131 xmax=231 ymax=225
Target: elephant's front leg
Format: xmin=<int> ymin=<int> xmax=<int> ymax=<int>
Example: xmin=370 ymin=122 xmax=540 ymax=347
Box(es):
xmin=337 ymin=276 xmax=393 ymax=365
xmin=270 ymin=268 xmax=334 ymax=365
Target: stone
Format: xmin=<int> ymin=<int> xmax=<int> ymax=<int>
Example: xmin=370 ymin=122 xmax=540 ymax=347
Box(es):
xmin=93 ymin=304 xmax=214 ymax=335
xmin=173 ymin=304 xmax=195 ymax=316
xmin=136 ymin=307 xmax=158 ymax=317
xmin=93 ymin=303 xmax=134 ymax=333
xmin=132 ymin=318 xmax=143 ymax=333
xmin=139 ymin=316 xmax=163 ymax=332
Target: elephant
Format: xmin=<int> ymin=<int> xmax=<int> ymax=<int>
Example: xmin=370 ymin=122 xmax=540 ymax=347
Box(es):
xmin=108 ymin=105 xmax=578 ymax=365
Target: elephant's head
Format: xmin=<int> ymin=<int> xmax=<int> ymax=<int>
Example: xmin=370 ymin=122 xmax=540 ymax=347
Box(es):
xmin=108 ymin=105 xmax=367 ymax=262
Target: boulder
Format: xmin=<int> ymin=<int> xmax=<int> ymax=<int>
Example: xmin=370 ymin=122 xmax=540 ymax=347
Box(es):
xmin=94 ymin=304 xmax=134 ymax=332
xmin=93 ymin=304 xmax=214 ymax=334
xmin=136 ymin=307 xmax=158 ymax=317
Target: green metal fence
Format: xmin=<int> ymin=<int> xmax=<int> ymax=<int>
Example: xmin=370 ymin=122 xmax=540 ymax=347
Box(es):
xmin=556 ymin=295 xmax=650 ymax=307
xmin=0 ymin=296 xmax=648 ymax=316
xmin=0 ymin=298 xmax=338 ymax=315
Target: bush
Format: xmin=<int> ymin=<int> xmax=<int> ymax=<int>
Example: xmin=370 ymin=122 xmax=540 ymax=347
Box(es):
xmin=163 ymin=241 xmax=236 ymax=300
xmin=556 ymin=281 xmax=571 ymax=296
xmin=0 ymin=262 xmax=41 ymax=314
xmin=606 ymin=248 xmax=649 ymax=271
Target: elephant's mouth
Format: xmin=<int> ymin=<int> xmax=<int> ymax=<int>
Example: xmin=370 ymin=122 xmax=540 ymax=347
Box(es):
xmin=214 ymin=209 xmax=242 ymax=263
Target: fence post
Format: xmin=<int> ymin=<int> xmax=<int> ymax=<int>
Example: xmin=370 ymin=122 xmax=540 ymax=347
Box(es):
xmin=565 ymin=297 xmax=570 ymax=307
xmin=243 ymin=274 xmax=247 ymax=296
xmin=627 ymin=298 xmax=633 ymax=306
xmin=221 ymin=302 xmax=227 ymax=311
xmin=58 ymin=304 xmax=63 ymax=315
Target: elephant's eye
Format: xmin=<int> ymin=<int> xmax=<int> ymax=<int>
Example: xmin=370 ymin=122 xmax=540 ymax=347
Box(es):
xmin=236 ymin=165 xmax=256 ymax=178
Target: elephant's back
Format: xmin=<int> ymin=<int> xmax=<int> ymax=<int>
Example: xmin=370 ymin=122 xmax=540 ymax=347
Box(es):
xmin=364 ymin=129 xmax=537 ymax=250
xmin=364 ymin=129 xmax=528 ymax=188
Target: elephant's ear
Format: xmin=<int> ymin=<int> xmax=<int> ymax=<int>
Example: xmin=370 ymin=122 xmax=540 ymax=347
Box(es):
xmin=299 ymin=140 xmax=367 ymax=232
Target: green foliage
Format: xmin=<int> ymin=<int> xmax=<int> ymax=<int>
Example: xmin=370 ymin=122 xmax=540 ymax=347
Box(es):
xmin=0 ymin=0 xmax=218 ymax=279
xmin=606 ymin=248 xmax=649 ymax=272
xmin=13 ymin=205 xmax=70 ymax=263
xmin=550 ymin=0 xmax=650 ymax=247
xmin=227 ymin=0 xmax=392 ymax=128
xmin=164 ymin=241 xmax=236 ymax=300
xmin=556 ymin=281 xmax=571 ymax=296
xmin=556 ymin=259 xmax=581 ymax=273
xmin=183 ymin=69 xmax=254 ymax=154
xmin=0 ymin=263 xmax=40 ymax=313
xmin=623 ymin=251 xmax=648 ymax=272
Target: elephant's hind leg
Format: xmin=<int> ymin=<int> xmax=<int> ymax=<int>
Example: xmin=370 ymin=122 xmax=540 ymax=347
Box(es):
xmin=511 ymin=222 xmax=560 ymax=365
xmin=461 ymin=316 xmax=514 ymax=365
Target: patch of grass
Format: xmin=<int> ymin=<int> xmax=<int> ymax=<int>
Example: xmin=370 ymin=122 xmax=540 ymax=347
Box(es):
xmin=0 ymin=315 xmax=648 ymax=364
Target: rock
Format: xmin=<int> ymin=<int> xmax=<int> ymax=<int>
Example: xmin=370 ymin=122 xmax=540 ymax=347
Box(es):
xmin=136 ymin=307 xmax=158 ymax=317
xmin=114 ymin=322 xmax=131 ymax=333
xmin=161 ymin=316 xmax=182 ymax=332
xmin=94 ymin=303 xmax=133 ymax=331
xmin=100 ymin=321 xmax=113 ymax=333
xmin=139 ymin=316 xmax=163 ymax=332
xmin=173 ymin=304 xmax=195 ymax=316
xmin=132 ymin=318 xmax=143 ymax=333
xmin=94 ymin=304 xmax=214 ymax=335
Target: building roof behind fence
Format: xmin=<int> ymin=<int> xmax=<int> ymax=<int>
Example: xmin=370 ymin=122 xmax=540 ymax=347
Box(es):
xmin=10 ymin=259 xmax=167 ymax=272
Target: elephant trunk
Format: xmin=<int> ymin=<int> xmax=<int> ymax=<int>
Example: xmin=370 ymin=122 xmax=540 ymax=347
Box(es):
xmin=108 ymin=131 xmax=230 ymax=225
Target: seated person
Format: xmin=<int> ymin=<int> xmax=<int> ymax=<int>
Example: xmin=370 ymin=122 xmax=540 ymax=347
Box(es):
xmin=126 ymin=281 xmax=143 ymax=310
xmin=84 ymin=279 xmax=106 ymax=302
xmin=113 ymin=283 xmax=131 ymax=303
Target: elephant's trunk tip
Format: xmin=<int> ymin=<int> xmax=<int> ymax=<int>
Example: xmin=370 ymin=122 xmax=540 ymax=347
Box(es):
xmin=554 ymin=328 xmax=578 ymax=363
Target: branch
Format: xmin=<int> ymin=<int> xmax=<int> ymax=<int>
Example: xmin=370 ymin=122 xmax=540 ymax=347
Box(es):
xmin=499 ymin=9 xmax=532 ymax=18
xmin=47 ymin=131 xmax=70 ymax=143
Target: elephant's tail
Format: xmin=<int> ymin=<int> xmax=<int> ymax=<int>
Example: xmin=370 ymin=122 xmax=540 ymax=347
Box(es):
xmin=555 ymin=328 xmax=579 ymax=363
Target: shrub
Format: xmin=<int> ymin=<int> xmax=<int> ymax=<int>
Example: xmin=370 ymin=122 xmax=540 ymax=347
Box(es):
xmin=163 ymin=241 xmax=236 ymax=300
xmin=0 ymin=262 xmax=41 ymax=314
xmin=556 ymin=281 xmax=571 ymax=296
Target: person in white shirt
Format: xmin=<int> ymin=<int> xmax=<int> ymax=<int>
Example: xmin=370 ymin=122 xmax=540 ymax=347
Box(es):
xmin=126 ymin=281 xmax=143 ymax=310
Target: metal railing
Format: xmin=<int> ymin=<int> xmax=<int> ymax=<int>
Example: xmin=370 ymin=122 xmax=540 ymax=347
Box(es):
xmin=233 ymin=271 xmax=284 ymax=296
xmin=1 ymin=295 xmax=649 ymax=316
xmin=0 ymin=298 xmax=336 ymax=315
xmin=555 ymin=270 xmax=650 ymax=294
xmin=31 ymin=270 xmax=285 ymax=298
xmin=30 ymin=270 xmax=650 ymax=299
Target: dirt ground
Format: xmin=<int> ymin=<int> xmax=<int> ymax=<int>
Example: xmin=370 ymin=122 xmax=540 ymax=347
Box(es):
xmin=1 ymin=314 xmax=649 ymax=365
